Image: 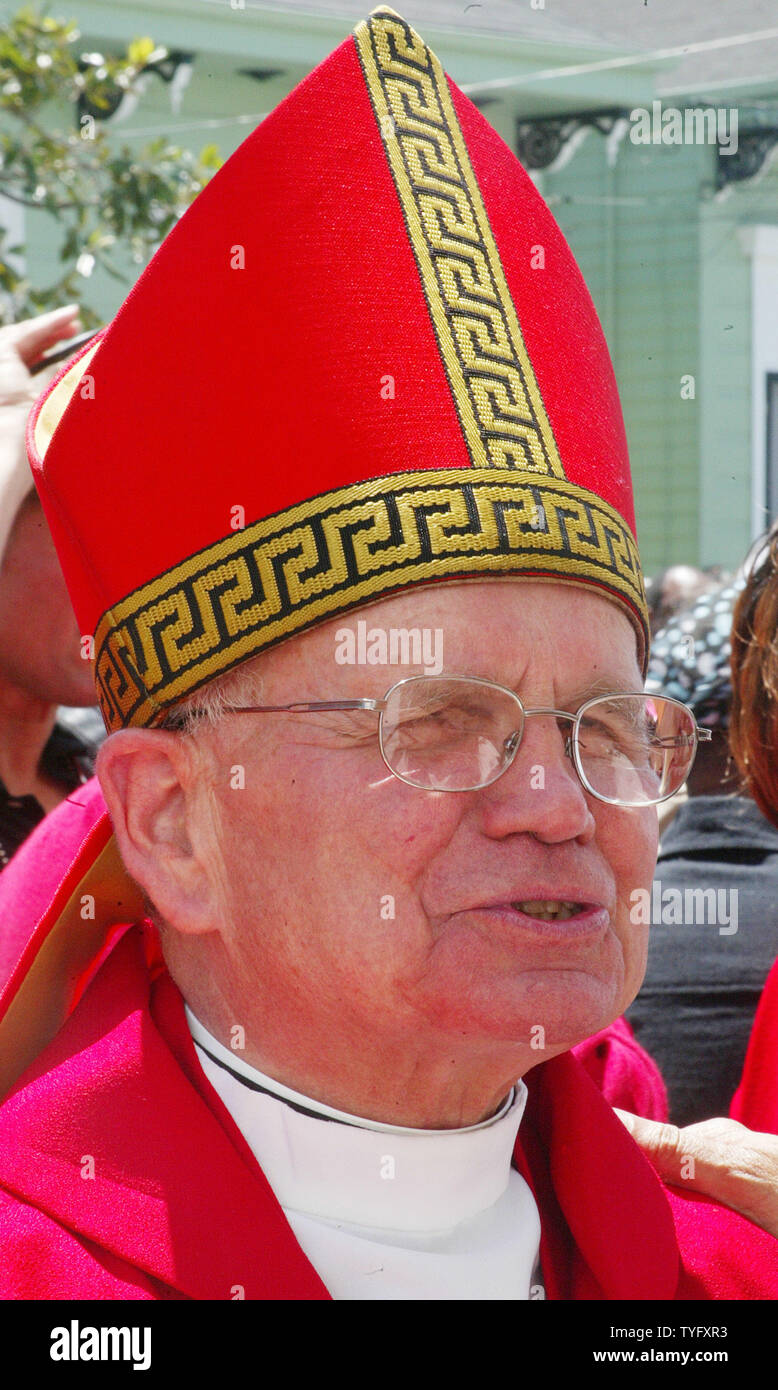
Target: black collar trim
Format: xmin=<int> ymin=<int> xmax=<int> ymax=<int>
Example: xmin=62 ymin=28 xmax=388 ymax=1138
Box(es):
xmin=193 ymin=1040 xmax=355 ymax=1128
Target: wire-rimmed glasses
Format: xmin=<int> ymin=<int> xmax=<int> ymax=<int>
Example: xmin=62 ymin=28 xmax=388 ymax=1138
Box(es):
xmin=211 ymin=674 xmax=712 ymax=807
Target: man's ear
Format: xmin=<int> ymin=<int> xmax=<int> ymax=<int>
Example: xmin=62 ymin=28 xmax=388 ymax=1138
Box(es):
xmin=96 ymin=729 xmax=218 ymax=936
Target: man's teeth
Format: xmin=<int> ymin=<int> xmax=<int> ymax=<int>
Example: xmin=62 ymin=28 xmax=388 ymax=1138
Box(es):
xmin=512 ymin=900 xmax=583 ymax=921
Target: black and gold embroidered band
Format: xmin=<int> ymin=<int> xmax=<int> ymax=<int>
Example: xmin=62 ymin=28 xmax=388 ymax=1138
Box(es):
xmin=354 ymin=8 xmax=564 ymax=478
xmin=94 ymin=468 xmax=647 ymax=731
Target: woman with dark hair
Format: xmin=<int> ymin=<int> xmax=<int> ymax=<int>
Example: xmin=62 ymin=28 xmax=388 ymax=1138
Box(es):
xmin=730 ymin=529 xmax=778 ymax=827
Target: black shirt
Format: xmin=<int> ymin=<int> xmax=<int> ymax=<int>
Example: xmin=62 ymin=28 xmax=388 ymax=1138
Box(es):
xmin=0 ymin=722 xmax=95 ymax=871
xmin=627 ymin=794 xmax=778 ymax=1125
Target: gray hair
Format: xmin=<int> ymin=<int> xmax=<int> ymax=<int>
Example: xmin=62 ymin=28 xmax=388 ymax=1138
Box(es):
xmin=159 ymin=658 xmax=265 ymax=736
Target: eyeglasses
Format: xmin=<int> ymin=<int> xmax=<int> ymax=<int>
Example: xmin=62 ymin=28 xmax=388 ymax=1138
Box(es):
xmin=206 ymin=674 xmax=711 ymax=807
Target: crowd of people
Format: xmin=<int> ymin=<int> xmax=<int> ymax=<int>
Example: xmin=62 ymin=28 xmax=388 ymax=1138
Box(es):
xmin=1 ymin=7 xmax=778 ymax=1302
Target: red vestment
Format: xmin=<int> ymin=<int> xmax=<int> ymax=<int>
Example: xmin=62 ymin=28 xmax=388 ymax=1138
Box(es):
xmin=0 ymin=784 xmax=775 ymax=1300
xmin=731 ymin=956 xmax=778 ymax=1134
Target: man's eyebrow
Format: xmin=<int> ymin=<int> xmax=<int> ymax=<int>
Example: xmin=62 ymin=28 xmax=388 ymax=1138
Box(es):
xmin=564 ymin=675 xmax=642 ymax=705
xmin=463 ymin=672 xmax=642 ymax=702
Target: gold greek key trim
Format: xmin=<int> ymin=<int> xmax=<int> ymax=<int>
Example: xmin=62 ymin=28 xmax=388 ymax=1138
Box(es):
xmin=93 ymin=468 xmax=647 ymax=730
xmin=354 ymin=9 xmax=564 ymax=477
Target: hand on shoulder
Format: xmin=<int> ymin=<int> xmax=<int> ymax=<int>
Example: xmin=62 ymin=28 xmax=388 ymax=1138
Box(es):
xmin=617 ymin=1109 xmax=778 ymax=1238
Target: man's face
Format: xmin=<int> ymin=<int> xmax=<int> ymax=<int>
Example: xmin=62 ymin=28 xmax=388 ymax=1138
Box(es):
xmin=196 ymin=580 xmax=658 ymax=1088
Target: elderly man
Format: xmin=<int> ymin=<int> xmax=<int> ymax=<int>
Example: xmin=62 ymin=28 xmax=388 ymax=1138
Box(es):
xmin=0 ymin=8 xmax=776 ymax=1300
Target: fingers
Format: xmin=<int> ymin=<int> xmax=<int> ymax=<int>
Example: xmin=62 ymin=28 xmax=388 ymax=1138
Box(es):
xmin=616 ymin=1110 xmax=685 ymax=1167
xmin=0 ymin=305 xmax=82 ymax=369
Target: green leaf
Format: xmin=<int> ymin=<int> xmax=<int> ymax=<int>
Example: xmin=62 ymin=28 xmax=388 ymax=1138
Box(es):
xmin=127 ymin=36 xmax=156 ymax=67
xmin=198 ymin=143 xmax=222 ymax=170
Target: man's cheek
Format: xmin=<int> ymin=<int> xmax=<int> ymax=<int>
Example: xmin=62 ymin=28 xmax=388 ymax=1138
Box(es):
xmin=352 ymin=799 xmax=462 ymax=887
xmin=608 ymin=810 xmax=658 ymax=880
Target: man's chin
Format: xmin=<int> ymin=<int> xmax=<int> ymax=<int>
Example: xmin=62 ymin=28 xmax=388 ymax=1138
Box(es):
xmin=414 ymin=970 xmax=626 ymax=1055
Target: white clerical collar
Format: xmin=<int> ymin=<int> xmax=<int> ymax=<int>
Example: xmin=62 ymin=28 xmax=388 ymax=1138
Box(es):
xmin=185 ymin=1005 xmax=528 ymax=1234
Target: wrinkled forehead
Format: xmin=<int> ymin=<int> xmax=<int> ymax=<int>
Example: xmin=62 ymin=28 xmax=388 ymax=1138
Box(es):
xmin=247 ymin=578 xmax=643 ymax=688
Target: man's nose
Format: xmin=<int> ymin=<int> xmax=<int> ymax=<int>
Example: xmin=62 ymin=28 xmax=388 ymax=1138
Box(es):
xmin=479 ymin=713 xmax=597 ymax=844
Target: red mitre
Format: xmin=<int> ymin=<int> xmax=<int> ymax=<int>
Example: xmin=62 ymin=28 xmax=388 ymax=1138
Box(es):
xmin=28 ymin=6 xmax=647 ymax=733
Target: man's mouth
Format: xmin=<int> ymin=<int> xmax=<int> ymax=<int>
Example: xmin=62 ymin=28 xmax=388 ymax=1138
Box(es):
xmin=511 ymin=899 xmax=585 ymax=922
xmin=457 ymin=893 xmax=611 ymax=939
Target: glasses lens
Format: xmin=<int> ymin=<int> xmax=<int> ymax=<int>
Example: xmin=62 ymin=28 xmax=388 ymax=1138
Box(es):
xmin=380 ymin=677 xmax=522 ymax=791
xmin=575 ymin=695 xmax=698 ymax=805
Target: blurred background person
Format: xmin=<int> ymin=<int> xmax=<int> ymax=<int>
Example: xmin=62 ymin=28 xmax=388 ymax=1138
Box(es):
xmin=627 ymin=576 xmax=778 ymax=1125
xmin=0 ymin=307 xmax=99 ymax=872
xmin=644 ymin=564 xmax=731 ymax=640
